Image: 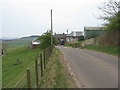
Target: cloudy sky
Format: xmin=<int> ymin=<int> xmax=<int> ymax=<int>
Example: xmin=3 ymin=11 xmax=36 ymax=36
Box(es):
xmin=1 ymin=0 xmax=107 ymax=38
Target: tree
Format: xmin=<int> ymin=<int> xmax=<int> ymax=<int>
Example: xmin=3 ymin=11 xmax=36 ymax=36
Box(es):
xmin=98 ymin=0 xmax=119 ymax=20
xmin=38 ymin=31 xmax=57 ymax=49
xmin=98 ymin=0 xmax=119 ymax=31
xmin=97 ymin=0 xmax=120 ymax=46
xmin=105 ymin=11 xmax=120 ymax=31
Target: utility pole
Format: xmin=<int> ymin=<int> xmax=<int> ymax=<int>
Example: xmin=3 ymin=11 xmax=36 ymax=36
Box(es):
xmin=67 ymin=29 xmax=68 ymax=34
xmin=51 ymin=9 xmax=53 ymax=45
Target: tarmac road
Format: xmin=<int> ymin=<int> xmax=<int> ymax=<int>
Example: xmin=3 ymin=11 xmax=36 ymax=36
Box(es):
xmin=56 ymin=46 xmax=118 ymax=88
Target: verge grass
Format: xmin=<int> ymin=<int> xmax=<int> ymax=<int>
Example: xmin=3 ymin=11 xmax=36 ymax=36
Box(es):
xmin=82 ymin=44 xmax=119 ymax=56
xmin=39 ymin=48 xmax=77 ymax=88
xmin=64 ymin=41 xmax=84 ymax=48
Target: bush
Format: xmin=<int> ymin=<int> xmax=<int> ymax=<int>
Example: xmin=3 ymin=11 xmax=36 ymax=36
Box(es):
xmin=38 ymin=31 xmax=57 ymax=49
xmin=64 ymin=41 xmax=84 ymax=48
xmin=96 ymin=30 xmax=119 ymax=46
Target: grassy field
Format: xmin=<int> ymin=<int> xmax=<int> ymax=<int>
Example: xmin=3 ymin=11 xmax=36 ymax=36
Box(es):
xmin=2 ymin=38 xmax=77 ymax=88
xmin=2 ymin=46 xmax=41 ymax=88
xmin=82 ymin=44 xmax=119 ymax=56
xmin=0 ymin=55 xmax=2 ymax=89
xmin=2 ymin=38 xmax=34 ymax=51
xmin=2 ymin=38 xmax=41 ymax=88
xmin=0 ymin=40 xmax=2 ymax=89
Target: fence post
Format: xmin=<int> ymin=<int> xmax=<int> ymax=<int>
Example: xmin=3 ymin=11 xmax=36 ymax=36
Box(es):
xmin=35 ymin=59 xmax=39 ymax=88
xmin=27 ymin=68 xmax=31 ymax=88
xmin=48 ymin=47 xmax=49 ymax=58
xmin=43 ymin=50 xmax=46 ymax=69
xmin=46 ymin=48 xmax=48 ymax=63
xmin=40 ymin=54 xmax=43 ymax=77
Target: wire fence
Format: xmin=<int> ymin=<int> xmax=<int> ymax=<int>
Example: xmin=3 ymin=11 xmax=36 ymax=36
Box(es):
xmin=12 ymin=45 xmax=54 ymax=88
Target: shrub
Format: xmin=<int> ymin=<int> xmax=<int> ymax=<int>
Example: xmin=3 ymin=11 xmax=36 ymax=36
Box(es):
xmin=38 ymin=31 xmax=57 ymax=49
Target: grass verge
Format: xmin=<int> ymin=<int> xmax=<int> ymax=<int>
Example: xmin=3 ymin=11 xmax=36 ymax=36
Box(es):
xmin=82 ymin=44 xmax=119 ymax=56
xmin=64 ymin=41 xmax=84 ymax=48
xmin=39 ymin=48 xmax=77 ymax=88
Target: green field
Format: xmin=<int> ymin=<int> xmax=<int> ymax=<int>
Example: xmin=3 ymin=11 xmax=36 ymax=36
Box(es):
xmin=2 ymin=38 xmax=35 ymax=51
xmin=0 ymin=56 xmax=2 ymax=89
xmin=0 ymin=39 xmax=2 ymax=89
xmin=2 ymin=38 xmax=41 ymax=88
xmin=2 ymin=38 xmax=77 ymax=88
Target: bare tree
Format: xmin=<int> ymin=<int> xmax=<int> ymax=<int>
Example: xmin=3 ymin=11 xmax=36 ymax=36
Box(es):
xmin=98 ymin=0 xmax=119 ymax=20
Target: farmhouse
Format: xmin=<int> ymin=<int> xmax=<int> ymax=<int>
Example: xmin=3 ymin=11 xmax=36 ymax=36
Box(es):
xmin=54 ymin=33 xmax=66 ymax=45
xmin=30 ymin=38 xmax=40 ymax=48
xmin=66 ymin=31 xmax=84 ymax=42
xmin=84 ymin=27 xmax=105 ymax=39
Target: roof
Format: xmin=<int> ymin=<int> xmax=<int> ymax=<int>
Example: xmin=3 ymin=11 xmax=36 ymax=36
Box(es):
xmin=54 ymin=34 xmax=66 ymax=38
xmin=66 ymin=31 xmax=83 ymax=37
xmin=84 ymin=27 xmax=104 ymax=30
xmin=32 ymin=38 xmax=40 ymax=45
xmin=32 ymin=42 xmax=40 ymax=45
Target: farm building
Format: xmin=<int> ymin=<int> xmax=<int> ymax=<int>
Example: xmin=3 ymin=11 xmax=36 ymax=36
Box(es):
xmin=66 ymin=31 xmax=84 ymax=42
xmin=84 ymin=27 xmax=105 ymax=39
xmin=30 ymin=38 xmax=40 ymax=48
xmin=54 ymin=33 xmax=66 ymax=45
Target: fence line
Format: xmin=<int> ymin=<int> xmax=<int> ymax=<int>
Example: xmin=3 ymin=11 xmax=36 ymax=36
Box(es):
xmin=40 ymin=54 xmax=43 ymax=77
xmin=35 ymin=59 xmax=38 ymax=88
xmin=26 ymin=45 xmax=54 ymax=88
xmin=11 ymin=45 xmax=54 ymax=88
xmin=14 ymin=72 xmax=26 ymax=88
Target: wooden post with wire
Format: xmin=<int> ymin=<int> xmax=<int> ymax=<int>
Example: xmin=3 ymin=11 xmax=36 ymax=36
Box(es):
xmin=26 ymin=68 xmax=31 ymax=88
xmin=35 ymin=59 xmax=39 ymax=88
xmin=43 ymin=50 xmax=46 ymax=69
xmin=40 ymin=54 xmax=43 ymax=77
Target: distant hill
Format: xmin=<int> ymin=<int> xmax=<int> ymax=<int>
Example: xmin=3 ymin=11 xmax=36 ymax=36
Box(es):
xmin=2 ymin=37 xmax=36 ymax=47
xmin=21 ymin=35 xmax=40 ymax=39
xmin=0 ymin=37 xmax=18 ymax=40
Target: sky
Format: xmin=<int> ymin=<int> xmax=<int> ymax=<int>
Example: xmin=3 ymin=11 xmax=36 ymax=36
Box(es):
xmin=1 ymin=0 xmax=107 ymax=38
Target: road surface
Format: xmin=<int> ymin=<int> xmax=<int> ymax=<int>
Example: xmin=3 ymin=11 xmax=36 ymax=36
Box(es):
xmin=56 ymin=46 xmax=118 ymax=88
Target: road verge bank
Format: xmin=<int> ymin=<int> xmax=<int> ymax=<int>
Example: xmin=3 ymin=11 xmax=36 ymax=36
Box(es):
xmin=39 ymin=48 xmax=77 ymax=88
xmin=81 ymin=44 xmax=119 ymax=56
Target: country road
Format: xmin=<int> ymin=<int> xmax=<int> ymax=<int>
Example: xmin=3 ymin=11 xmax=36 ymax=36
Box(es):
xmin=56 ymin=46 xmax=118 ymax=88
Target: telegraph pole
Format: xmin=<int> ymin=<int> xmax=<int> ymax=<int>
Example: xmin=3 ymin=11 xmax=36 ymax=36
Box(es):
xmin=51 ymin=9 xmax=53 ymax=45
xmin=67 ymin=29 xmax=68 ymax=34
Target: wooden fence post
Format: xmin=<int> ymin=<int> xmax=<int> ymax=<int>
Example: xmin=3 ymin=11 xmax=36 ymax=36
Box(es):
xmin=43 ymin=50 xmax=46 ymax=69
xmin=35 ymin=59 xmax=39 ymax=88
xmin=40 ymin=54 xmax=43 ymax=77
xmin=46 ymin=48 xmax=48 ymax=63
xmin=48 ymin=47 xmax=49 ymax=58
xmin=27 ymin=68 xmax=31 ymax=88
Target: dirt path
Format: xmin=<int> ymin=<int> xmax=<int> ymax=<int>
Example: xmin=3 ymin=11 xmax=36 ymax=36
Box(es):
xmin=56 ymin=46 xmax=118 ymax=88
